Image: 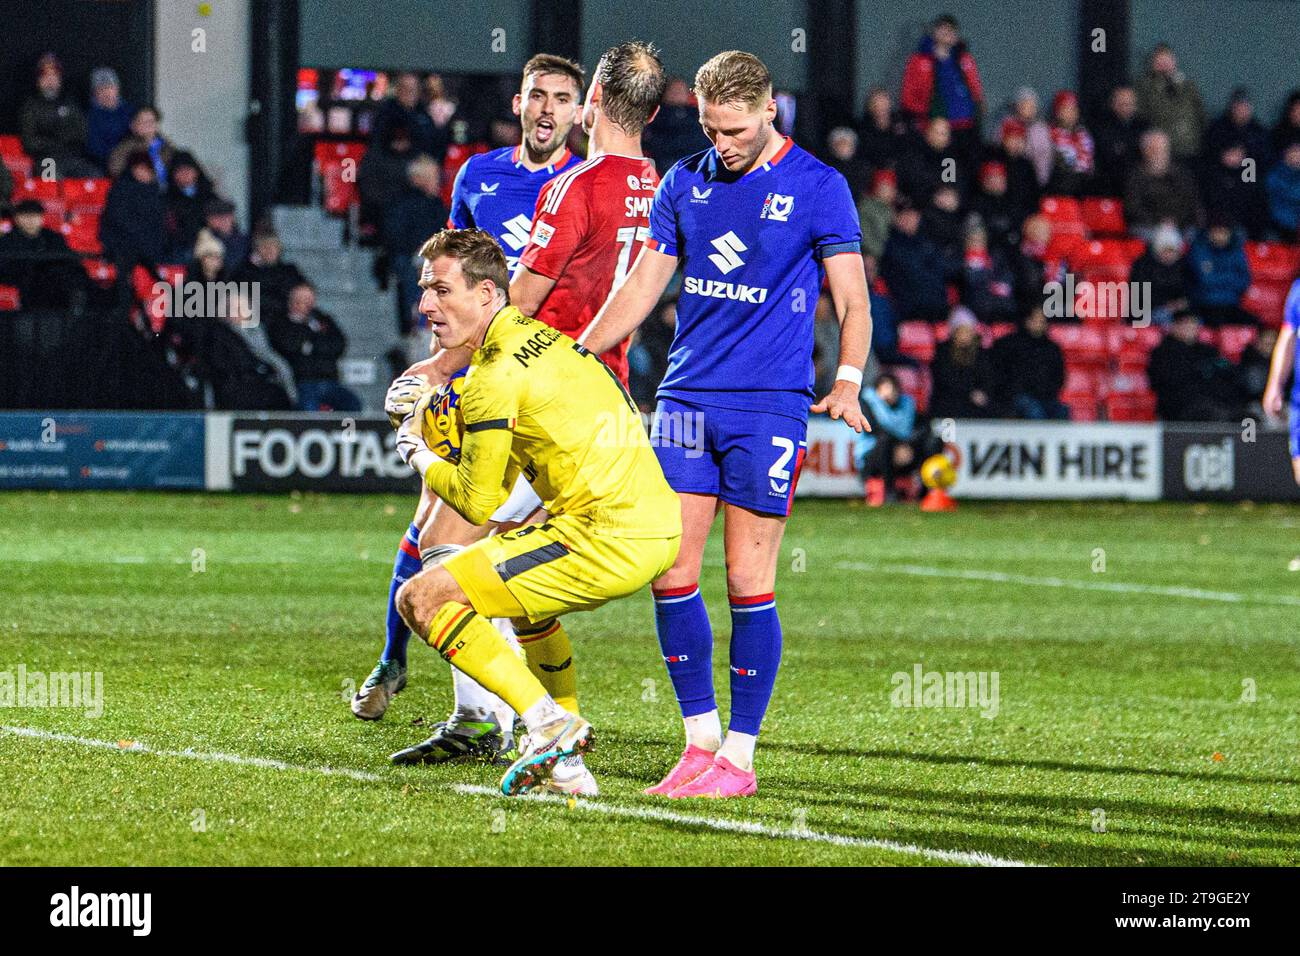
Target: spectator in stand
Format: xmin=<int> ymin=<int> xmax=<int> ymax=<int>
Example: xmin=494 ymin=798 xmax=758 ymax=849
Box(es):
xmin=645 ymin=77 xmax=709 ymax=174
xmin=1269 ymin=90 xmax=1300 ymax=156
xmin=0 ymin=199 xmax=87 ymax=311
xmin=371 ymin=72 xmax=437 ymax=158
xmin=628 ymin=297 xmax=677 ymax=411
xmin=855 ymin=373 xmax=943 ymax=506
xmin=1003 ymin=88 xmax=1054 ymax=187
xmin=267 ymin=282 xmax=360 ymax=412
xmin=358 ymin=121 xmax=418 ymax=239
xmin=929 ymin=306 xmax=996 ymax=419
xmin=1235 ymin=326 xmax=1278 ymax=415
xmin=1200 ymin=139 xmax=1270 ymax=240
xmin=0 ymin=163 xmax=12 ymax=214
xmin=881 ymin=197 xmax=950 ymax=322
xmin=1147 ymin=308 xmax=1242 ymax=421
xmin=1266 ymin=142 xmax=1300 ymax=240
xmin=960 ymin=219 xmax=1019 ymax=323
xmin=857 ymin=168 xmax=896 ymax=258
xmin=1204 ymin=88 xmax=1272 ymax=170
xmin=856 ymin=86 xmax=908 ymax=171
xmin=107 ymin=106 xmax=174 ymax=184
xmin=900 ymin=13 xmax=984 ymax=163
xmin=19 ymin=53 xmax=94 ymax=179
xmin=1093 ymin=84 xmax=1147 ymax=197
xmin=897 ymin=117 xmax=962 ymax=204
xmin=990 ymin=306 xmax=1067 ymax=419
xmin=231 ymin=232 xmax=307 ymax=319
xmin=1047 ymin=90 xmax=1094 ymax=196
xmin=1187 ymin=217 xmax=1253 ymax=327
xmin=100 ymin=149 xmax=167 ymax=275
xmin=812 ymin=291 xmax=842 ymax=399
xmin=1128 ymin=222 xmax=1189 ymax=321
xmin=167 ymin=293 xmax=293 ymax=411
xmin=864 ymin=253 xmax=908 ymax=366
xmin=184 ymin=229 xmax=229 ymax=286
xmin=922 ymin=184 xmax=965 ymax=268
xmin=165 ymin=151 xmax=215 ymax=259
xmin=826 ymin=127 xmax=871 ymax=199
xmin=384 ymin=155 xmax=448 ymax=337
xmin=1136 ymin=43 xmax=1205 ymax=162
xmin=970 ymin=160 xmax=1021 ymax=251
xmin=86 ymin=67 xmax=133 ymax=174
xmin=421 ymin=73 xmax=457 ymax=163
xmin=1125 ymin=129 xmax=1200 ymax=238
xmin=992 ymin=120 xmax=1043 ymax=223
xmin=202 ymin=198 xmax=250 ymax=271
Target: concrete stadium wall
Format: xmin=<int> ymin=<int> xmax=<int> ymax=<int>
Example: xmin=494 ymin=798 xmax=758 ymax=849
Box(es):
xmin=155 ymin=0 xmax=251 ymax=219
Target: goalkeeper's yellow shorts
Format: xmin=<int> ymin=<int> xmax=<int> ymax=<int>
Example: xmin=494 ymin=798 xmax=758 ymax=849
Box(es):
xmin=442 ymin=515 xmax=680 ymax=623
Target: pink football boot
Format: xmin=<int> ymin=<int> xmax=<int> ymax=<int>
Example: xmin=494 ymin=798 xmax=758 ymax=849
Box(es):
xmin=668 ymin=756 xmax=757 ymax=798
xmin=644 ymin=744 xmax=716 ymax=796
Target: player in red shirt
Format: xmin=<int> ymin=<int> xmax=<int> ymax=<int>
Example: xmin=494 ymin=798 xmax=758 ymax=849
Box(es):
xmin=510 ymin=41 xmax=666 ymax=386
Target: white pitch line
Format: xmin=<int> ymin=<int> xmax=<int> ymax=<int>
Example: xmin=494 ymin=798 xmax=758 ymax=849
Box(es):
xmin=449 ymin=784 xmax=1029 ymax=866
xmin=837 ymin=561 xmax=1300 ymax=608
xmin=2 ymin=725 xmax=1030 ymax=867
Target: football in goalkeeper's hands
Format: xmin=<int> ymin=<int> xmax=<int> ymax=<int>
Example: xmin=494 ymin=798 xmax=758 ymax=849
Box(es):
xmin=421 ymin=369 xmax=467 ymax=463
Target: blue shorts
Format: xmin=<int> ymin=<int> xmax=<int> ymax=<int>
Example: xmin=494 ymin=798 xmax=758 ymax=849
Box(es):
xmin=1291 ymin=403 xmax=1300 ymax=460
xmin=651 ymin=396 xmax=808 ymax=516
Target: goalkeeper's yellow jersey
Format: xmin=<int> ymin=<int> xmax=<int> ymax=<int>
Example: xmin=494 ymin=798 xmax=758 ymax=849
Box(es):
xmin=423 ymin=305 xmax=681 ymax=539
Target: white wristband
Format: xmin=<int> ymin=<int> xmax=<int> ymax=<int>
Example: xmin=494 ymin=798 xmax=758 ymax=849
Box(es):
xmin=835 ymin=365 xmax=864 ymax=388
xmin=409 ymin=449 xmax=438 ymax=482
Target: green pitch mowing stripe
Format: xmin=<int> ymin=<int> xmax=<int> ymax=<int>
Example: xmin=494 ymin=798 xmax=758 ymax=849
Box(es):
xmin=0 ymin=493 xmax=1297 ymax=866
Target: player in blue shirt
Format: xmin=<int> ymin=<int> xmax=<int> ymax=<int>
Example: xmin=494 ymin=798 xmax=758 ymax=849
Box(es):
xmin=352 ymin=55 xmax=585 ymax=764
xmin=1263 ymin=277 xmax=1300 ymax=486
xmin=582 ymin=51 xmax=872 ymax=798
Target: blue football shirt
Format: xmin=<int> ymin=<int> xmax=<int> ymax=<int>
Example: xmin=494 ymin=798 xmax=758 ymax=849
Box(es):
xmin=1287 ymin=278 xmax=1300 ymax=407
xmin=448 ymin=145 xmax=582 ymax=271
xmin=646 ymin=137 xmax=861 ymax=421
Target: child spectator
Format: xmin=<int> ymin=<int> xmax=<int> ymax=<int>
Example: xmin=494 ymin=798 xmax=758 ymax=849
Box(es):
xmin=855 ymin=372 xmax=943 ymax=506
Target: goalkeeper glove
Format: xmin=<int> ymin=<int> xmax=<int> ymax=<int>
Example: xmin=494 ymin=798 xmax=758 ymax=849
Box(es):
xmin=385 ymin=375 xmax=431 ymax=430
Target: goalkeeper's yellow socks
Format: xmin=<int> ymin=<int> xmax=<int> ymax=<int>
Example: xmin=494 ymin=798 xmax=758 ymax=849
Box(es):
xmin=425 ymin=603 xmax=549 ymax=720
xmin=516 ymin=618 xmax=578 ymax=715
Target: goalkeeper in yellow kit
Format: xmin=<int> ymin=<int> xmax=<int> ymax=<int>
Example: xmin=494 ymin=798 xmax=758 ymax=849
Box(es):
xmin=392 ymin=227 xmax=682 ymax=796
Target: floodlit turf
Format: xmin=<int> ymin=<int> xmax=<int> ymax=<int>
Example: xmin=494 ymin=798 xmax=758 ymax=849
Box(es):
xmin=1 ymin=491 xmax=1297 ymax=866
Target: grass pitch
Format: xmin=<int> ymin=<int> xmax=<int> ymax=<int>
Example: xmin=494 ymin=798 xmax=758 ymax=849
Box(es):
xmin=1 ymin=492 xmax=1297 ymax=866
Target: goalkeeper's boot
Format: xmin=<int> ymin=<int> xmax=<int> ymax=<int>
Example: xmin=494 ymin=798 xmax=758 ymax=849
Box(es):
xmin=667 ymin=755 xmax=757 ymax=799
xmin=644 ymin=743 xmax=716 ymax=796
xmin=389 ymin=715 xmax=505 ymax=765
xmin=499 ymin=715 xmax=594 ymax=796
xmin=350 ymin=659 xmax=407 ymax=721
xmin=543 ymin=754 xmax=599 ymax=797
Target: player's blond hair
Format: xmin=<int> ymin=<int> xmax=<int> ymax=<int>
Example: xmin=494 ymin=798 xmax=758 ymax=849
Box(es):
xmin=693 ymin=51 xmax=772 ymax=112
xmin=419 ymin=228 xmax=510 ymax=300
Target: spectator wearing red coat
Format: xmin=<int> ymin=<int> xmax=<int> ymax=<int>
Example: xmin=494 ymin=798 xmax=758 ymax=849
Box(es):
xmin=1047 ymin=91 xmax=1094 ymax=196
xmin=900 ymin=14 xmax=984 ymax=163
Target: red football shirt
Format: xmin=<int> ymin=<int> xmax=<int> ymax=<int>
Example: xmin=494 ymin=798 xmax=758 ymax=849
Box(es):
xmin=518 ymin=153 xmax=660 ymax=385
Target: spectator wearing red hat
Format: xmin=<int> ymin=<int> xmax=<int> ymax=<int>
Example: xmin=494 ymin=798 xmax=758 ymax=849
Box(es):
xmin=991 ymin=119 xmax=1042 ymax=219
xmin=19 ymin=53 xmax=96 ymax=178
xmin=970 ymin=160 xmax=1021 ymax=251
xmin=960 ymin=219 xmax=1020 ymax=323
xmin=1093 ymin=84 xmax=1148 ymax=197
xmin=1048 ymin=90 xmax=1094 ymax=196
xmin=857 ymin=169 xmax=897 ymax=259
xmin=900 ymin=14 xmax=985 ymax=164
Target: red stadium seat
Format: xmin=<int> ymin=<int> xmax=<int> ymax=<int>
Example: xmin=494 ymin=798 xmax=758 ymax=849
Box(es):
xmin=1044 ymin=230 xmax=1085 ymax=261
xmin=1040 ymin=195 xmax=1083 ymax=228
xmin=896 ymin=321 xmax=935 ymax=363
xmin=1062 ymin=368 xmax=1100 ymax=421
xmin=0 ymin=135 xmax=23 ymax=159
xmin=313 ymin=140 xmax=367 ymax=217
xmin=313 ymin=139 xmax=367 ymax=168
xmin=889 ymin=364 xmax=931 ymax=413
xmin=0 ymin=285 xmax=19 ymax=311
xmin=60 ymin=177 xmax=111 ymax=214
xmin=1080 ymin=196 xmax=1126 ymax=236
xmin=1068 ymin=238 xmax=1140 ymax=285
xmin=987 ymin=322 xmax=1016 ymax=342
xmin=1049 ymin=323 xmax=1108 ymax=367
xmin=1216 ymin=325 xmax=1258 ymax=362
xmin=15 ymin=178 xmax=59 ymax=202
xmin=1245 ymin=242 xmax=1300 ymax=284
xmin=1105 ymin=391 xmax=1157 ymax=422
xmin=61 ymin=215 xmax=102 ymax=254
xmin=441 ymin=141 xmax=489 ymax=207
xmin=82 ymin=259 xmax=117 ymax=285
xmin=42 ymin=202 xmax=66 ymax=230
xmin=1 ymin=135 xmax=33 ymax=180
xmin=1242 ymin=281 xmax=1289 ymax=325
